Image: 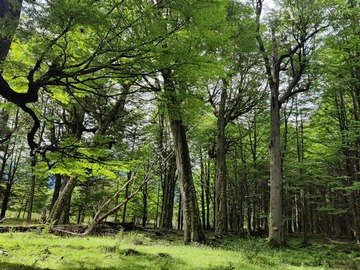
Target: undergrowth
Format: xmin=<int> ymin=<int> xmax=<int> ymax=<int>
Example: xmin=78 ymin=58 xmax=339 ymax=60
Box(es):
xmin=0 ymin=231 xmax=358 ymax=270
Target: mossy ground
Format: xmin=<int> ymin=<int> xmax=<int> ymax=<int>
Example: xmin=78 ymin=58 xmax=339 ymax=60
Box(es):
xmin=0 ymin=229 xmax=359 ymax=270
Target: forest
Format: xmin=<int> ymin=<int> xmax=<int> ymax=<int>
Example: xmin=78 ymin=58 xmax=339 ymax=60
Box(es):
xmin=0 ymin=0 xmax=359 ymax=260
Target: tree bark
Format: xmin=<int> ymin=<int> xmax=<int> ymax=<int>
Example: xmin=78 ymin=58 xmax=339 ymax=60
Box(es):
xmin=214 ymin=83 xmax=228 ymax=236
xmin=268 ymin=86 xmax=283 ymax=246
xmin=0 ymin=144 xmax=9 ymax=219
xmin=205 ymin=158 xmax=211 ymax=229
xmin=1 ymin=182 xmax=12 ymax=219
xmin=26 ymin=156 xmax=37 ymax=221
xmin=0 ymin=137 xmax=21 ymax=219
xmin=162 ymin=69 xmax=205 ymax=243
xmin=254 ymin=0 xmax=321 ymax=246
xmin=50 ymin=174 xmax=62 ymax=210
xmin=58 ymin=188 xmax=73 ymax=224
xmin=200 ymin=149 xmax=206 ymax=230
xmin=142 ymin=182 xmax=148 ymax=227
xmin=159 ymin=154 xmax=176 ymax=229
xmin=0 ymin=0 xmax=23 ymax=63
xmin=122 ymin=172 xmax=131 ymax=223
xmin=48 ymin=176 xmax=77 ymax=224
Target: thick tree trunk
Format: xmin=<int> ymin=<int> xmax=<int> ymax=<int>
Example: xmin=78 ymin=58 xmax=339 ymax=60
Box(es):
xmin=214 ymin=85 xmax=228 ymax=235
xmin=48 ymin=177 xmax=77 ymax=224
xmin=268 ymin=93 xmax=283 ymax=246
xmin=169 ymin=117 xmax=205 ymax=243
xmin=58 ymin=189 xmax=73 ymax=224
xmin=162 ymin=69 xmax=205 ymax=243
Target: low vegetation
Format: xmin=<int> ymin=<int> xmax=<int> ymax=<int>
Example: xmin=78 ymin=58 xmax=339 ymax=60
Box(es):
xmin=0 ymin=231 xmax=359 ymax=270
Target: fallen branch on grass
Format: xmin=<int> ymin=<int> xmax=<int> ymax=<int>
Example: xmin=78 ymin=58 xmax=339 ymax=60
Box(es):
xmin=0 ymin=217 xmax=9 ymax=224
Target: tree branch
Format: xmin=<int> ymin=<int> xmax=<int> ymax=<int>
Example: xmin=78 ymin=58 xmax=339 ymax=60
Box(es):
xmin=255 ymin=0 xmax=274 ymax=87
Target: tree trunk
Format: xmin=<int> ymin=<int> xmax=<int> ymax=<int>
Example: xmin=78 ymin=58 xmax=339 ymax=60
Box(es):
xmin=268 ymin=91 xmax=283 ymax=246
xmin=142 ymin=182 xmax=148 ymax=227
xmin=58 ymin=189 xmax=73 ymax=224
xmin=0 ymin=0 xmax=23 ymax=63
xmin=27 ymin=156 xmax=37 ymax=221
xmin=177 ymin=193 xmax=183 ymax=230
xmin=0 ymin=145 xmax=9 ymax=219
xmin=0 ymin=182 xmax=12 ymax=218
xmin=214 ymin=84 xmax=228 ymax=235
xmin=50 ymin=174 xmax=62 ymax=210
xmin=205 ymin=158 xmax=211 ymax=229
xmin=48 ymin=177 xmax=77 ymax=224
xmin=122 ymin=173 xmax=131 ymax=223
xmin=169 ymin=117 xmax=205 ymax=243
xmin=159 ymin=154 xmax=176 ymax=229
xmin=254 ymin=0 xmax=321 ymax=246
xmin=162 ymin=69 xmax=205 ymax=243
xmin=200 ymin=149 xmax=206 ymax=230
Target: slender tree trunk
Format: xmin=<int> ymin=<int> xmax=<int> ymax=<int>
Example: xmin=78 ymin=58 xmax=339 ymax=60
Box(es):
xmin=50 ymin=174 xmax=62 ymax=210
xmin=159 ymin=154 xmax=176 ymax=229
xmin=200 ymin=149 xmax=206 ymax=230
xmin=77 ymin=206 xmax=83 ymax=224
xmin=142 ymin=182 xmax=148 ymax=227
xmin=122 ymin=173 xmax=131 ymax=223
xmin=0 ymin=182 xmax=12 ymax=218
xmin=114 ymin=180 xmax=120 ymax=222
xmin=26 ymin=156 xmax=37 ymax=221
xmin=233 ymin=148 xmax=245 ymax=235
xmin=295 ymin=111 xmax=309 ymax=246
xmin=205 ymin=158 xmax=211 ymax=229
xmin=0 ymin=145 xmax=9 ymax=219
xmin=350 ymin=192 xmax=360 ymax=243
xmin=155 ymin=179 xmax=160 ymax=227
xmin=177 ymin=193 xmax=182 ymax=230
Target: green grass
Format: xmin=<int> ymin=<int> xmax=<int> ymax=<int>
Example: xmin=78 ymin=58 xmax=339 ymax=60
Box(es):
xmin=0 ymin=231 xmax=359 ymax=270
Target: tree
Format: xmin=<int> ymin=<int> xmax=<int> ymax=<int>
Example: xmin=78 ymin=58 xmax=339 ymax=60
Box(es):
xmin=161 ymin=68 xmax=205 ymax=243
xmin=207 ymin=2 xmax=262 ymax=235
xmin=255 ymin=0 xmax=329 ymax=246
xmin=144 ymin=0 xmax=232 ymax=243
xmin=0 ymin=0 xmax=187 ymax=225
xmin=0 ymin=118 xmax=25 ymax=218
xmin=307 ymin=0 xmax=360 ymax=242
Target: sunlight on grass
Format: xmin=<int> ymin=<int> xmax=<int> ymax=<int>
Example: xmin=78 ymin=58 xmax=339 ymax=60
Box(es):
xmin=0 ymin=232 xmax=359 ymax=270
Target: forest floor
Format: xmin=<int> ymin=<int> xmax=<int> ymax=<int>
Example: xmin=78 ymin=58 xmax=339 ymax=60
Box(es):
xmin=0 ymin=226 xmax=359 ymax=270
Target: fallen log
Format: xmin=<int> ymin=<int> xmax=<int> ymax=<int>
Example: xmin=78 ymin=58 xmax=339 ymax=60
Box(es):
xmin=0 ymin=224 xmax=46 ymax=233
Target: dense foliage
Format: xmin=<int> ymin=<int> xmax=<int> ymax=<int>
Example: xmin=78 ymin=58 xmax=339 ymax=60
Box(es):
xmin=0 ymin=0 xmax=359 ymax=246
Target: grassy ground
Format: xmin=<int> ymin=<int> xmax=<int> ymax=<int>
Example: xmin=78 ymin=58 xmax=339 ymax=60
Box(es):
xmin=0 ymin=229 xmax=359 ymax=270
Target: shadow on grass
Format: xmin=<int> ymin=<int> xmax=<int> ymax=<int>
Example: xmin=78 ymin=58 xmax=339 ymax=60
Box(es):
xmin=48 ymin=251 xmax=190 ymax=270
xmin=0 ymin=262 xmax=50 ymax=270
